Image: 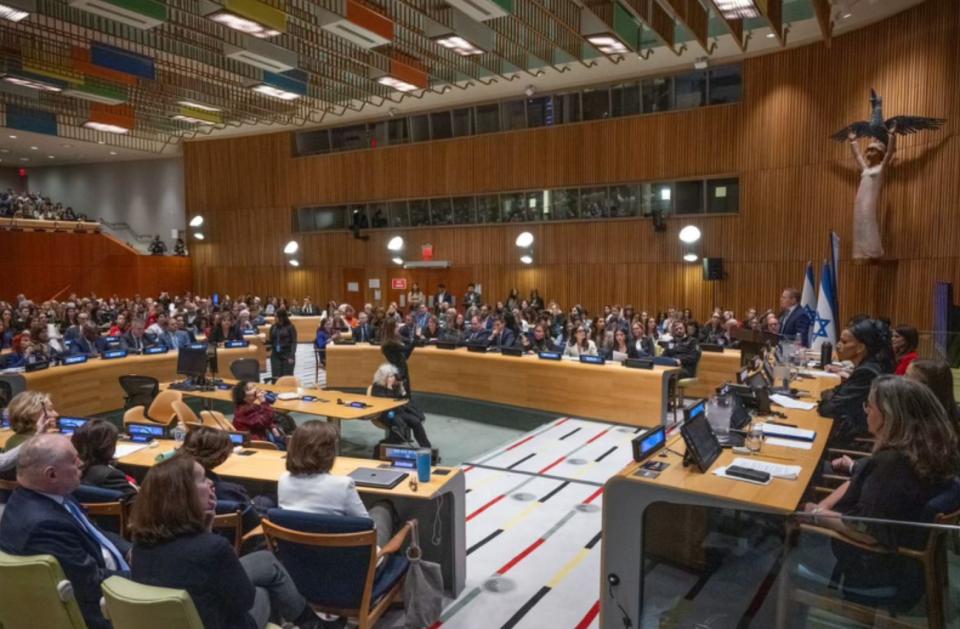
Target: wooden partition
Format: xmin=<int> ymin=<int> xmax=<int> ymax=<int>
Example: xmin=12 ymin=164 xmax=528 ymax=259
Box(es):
xmin=184 ymin=0 xmax=960 ymax=327
xmin=0 ymin=230 xmax=193 ymax=301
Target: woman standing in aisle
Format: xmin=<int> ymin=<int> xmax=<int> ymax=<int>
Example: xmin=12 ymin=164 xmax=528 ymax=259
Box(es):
xmin=268 ymin=308 xmax=297 ymax=378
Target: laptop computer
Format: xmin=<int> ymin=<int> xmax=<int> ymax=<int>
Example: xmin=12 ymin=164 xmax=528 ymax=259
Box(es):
xmin=349 ymin=467 xmax=409 ymax=489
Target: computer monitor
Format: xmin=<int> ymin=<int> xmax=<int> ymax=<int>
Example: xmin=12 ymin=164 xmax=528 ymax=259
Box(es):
xmin=57 ymin=416 xmax=89 ymax=435
xmin=126 ymin=422 xmax=165 ymax=443
xmin=177 ymin=346 xmax=208 ymax=381
xmin=228 ymin=431 xmax=248 ymax=446
xmin=680 ymin=412 xmax=721 ymax=473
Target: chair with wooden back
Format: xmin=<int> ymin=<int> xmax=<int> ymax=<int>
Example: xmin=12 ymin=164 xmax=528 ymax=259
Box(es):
xmin=229 ymin=358 xmax=261 ymax=383
xmin=118 ymin=375 xmax=159 ymax=411
xmin=0 ymin=550 xmax=88 ymax=629
xmin=171 ymin=400 xmax=203 ymax=430
xmin=72 ymin=484 xmax=132 ymax=538
xmin=261 ymin=509 xmax=413 ymax=629
xmin=778 ymin=478 xmax=960 ymax=628
xmin=123 ymin=389 xmax=182 ymax=428
xmin=274 ymin=375 xmax=300 ymax=388
xmin=246 ymin=440 xmax=279 ymax=450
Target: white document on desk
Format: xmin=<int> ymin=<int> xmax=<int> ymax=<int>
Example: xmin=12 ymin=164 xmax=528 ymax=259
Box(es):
xmin=758 ymin=422 xmax=816 ymax=441
xmin=769 ymin=394 xmax=816 ymax=411
xmin=765 ymin=437 xmax=813 ymax=450
xmin=114 ymin=443 xmax=150 ymax=458
xmin=799 ymin=368 xmax=840 ymax=379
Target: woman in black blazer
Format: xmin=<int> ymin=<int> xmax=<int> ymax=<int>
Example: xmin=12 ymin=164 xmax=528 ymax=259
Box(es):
xmin=604 ymin=328 xmax=640 ymax=362
xmin=630 ymin=321 xmax=655 ymax=357
xmin=71 ymin=419 xmax=138 ymax=497
xmin=380 ymin=318 xmax=415 ymax=396
xmin=268 ymin=308 xmax=298 ymax=377
xmin=129 ymin=456 xmax=322 ymax=629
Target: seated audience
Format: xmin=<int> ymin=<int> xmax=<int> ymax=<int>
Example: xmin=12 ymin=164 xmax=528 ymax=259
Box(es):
xmin=210 ymin=312 xmax=242 ymax=344
xmin=0 ymin=434 xmax=131 ymax=629
xmin=464 ymin=316 xmax=491 ymax=345
xmin=488 ymin=316 xmax=518 ymax=350
xmin=630 ymin=321 xmax=655 ymax=357
xmin=351 ymin=312 xmax=376 ymax=343
xmin=181 ymin=427 xmax=273 ymax=533
xmin=71 ymin=419 xmax=138 ymax=497
xmin=232 ymin=381 xmax=285 ymax=448
xmin=524 ymin=323 xmax=557 ymax=353
xmin=892 ymin=324 xmax=919 ymax=375
xmin=605 ymin=327 xmax=640 ymax=361
xmin=564 ymin=326 xmax=598 ymax=358
xmin=370 ymin=363 xmax=431 ymax=448
xmin=314 ymin=317 xmax=333 ymax=366
xmin=279 ymin=421 xmax=396 ymax=548
xmin=662 ymin=320 xmax=701 ymax=378
xmin=1 ymin=332 xmax=40 ymax=368
xmin=905 ymin=359 xmax=960 ymax=434
xmin=381 ymin=319 xmax=415 ymax=395
xmin=419 ymin=315 xmax=441 ymax=341
xmin=802 ymin=377 xmax=960 ymax=608
xmin=818 ymin=318 xmax=893 ymax=445
xmin=2 ymin=391 xmax=58 ymax=454
xmin=129 ymin=455 xmax=324 ymax=629
xmin=107 ymin=313 xmax=127 ymax=337
xmin=122 ymin=318 xmax=155 ymax=354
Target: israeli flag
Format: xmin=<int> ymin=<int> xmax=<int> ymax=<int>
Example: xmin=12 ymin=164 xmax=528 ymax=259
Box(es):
xmin=811 ymin=260 xmax=838 ymax=351
xmin=801 ymin=261 xmax=817 ymax=345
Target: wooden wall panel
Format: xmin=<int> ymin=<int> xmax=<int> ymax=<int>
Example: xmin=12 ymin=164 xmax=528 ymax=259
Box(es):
xmin=0 ymin=231 xmax=193 ymax=302
xmin=184 ymin=0 xmax=960 ymax=328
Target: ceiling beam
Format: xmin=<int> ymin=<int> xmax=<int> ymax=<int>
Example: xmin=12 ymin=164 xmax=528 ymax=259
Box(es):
xmin=810 ymin=0 xmax=833 ymax=47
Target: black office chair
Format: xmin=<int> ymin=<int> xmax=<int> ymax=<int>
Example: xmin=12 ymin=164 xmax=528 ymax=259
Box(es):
xmin=118 ymin=375 xmax=159 ymax=411
xmin=229 ymin=358 xmax=261 ymax=383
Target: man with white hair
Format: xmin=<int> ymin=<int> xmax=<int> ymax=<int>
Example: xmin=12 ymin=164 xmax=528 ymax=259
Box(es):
xmin=0 ymin=434 xmax=130 ymax=629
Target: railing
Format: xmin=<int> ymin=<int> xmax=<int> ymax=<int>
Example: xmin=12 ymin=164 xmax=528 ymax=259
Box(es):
xmin=97 ymin=219 xmax=154 ymax=254
xmin=0 ymin=217 xmax=100 ymax=233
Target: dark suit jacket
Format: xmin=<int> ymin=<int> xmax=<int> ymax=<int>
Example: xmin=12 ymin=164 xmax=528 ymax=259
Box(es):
xmin=122 ymin=332 xmax=156 ymax=354
xmin=818 ymin=359 xmax=884 ymax=444
xmin=82 ymin=464 xmax=138 ymax=497
xmin=488 ymin=328 xmax=517 ymax=349
xmin=0 ymin=487 xmax=124 ymax=629
xmin=464 ymin=329 xmax=490 ymax=345
xmin=351 ymin=323 xmax=376 ymax=343
xmin=780 ymin=306 xmax=812 ymax=347
xmin=663 ymin=335 xmax=702 ymax=379
xmin=381 ymin=338 xmax=415 ymax=395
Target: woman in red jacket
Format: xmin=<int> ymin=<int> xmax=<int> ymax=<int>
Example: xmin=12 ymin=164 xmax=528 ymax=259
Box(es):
xmin=231 ymin=381 xmax=285 ymax=448
xmin=892 ymin=324 xmax=919 ymax=376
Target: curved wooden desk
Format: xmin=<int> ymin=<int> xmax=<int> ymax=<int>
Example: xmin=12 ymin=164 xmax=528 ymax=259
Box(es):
xmin=15 ymin=346 xmax=259 ymax=416
xmin=326 ymin=344 xmax=679 ymax=427
xmin=257 ymin=316 xmax=321 ymax=344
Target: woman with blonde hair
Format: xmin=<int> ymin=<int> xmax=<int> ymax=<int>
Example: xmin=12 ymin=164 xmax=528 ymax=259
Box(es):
xmin=370 ymin=363 xmax=431 ymax=448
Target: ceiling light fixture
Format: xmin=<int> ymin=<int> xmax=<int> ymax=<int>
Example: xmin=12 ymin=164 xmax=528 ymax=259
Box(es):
xmin=177 ymin=100 xmax=221 ymax=112
xmin=586 ymin=34 xmax=630 ymax=55
xmin=387 ymin=235 xmax=404 ymax=251
xmin=391 ymin=257 xmax=403 ymax=265
xmin=444 ymin=0 xmax=512 ymax=22
xmin=713 ymin=0 xmax=760 ymax=19
xmin=678 ymin=225 xmax=701 ymax=243
xmin=1 ymin=72 xmax=65 ymax=92
xmin=224 ymin=38 xmax=298 ymax=72
xmin=251 ymin=83 xmax=301 ymax=100
xmin=68 ymin=0 xmax=167 ymax=29
xmin=0 ymin=0 xmax=33 ymax=22
xmin=193 ymin=232 xmax=205 ymax=240
xmin=63 ymin=83 xmax=128 ymax=105
xmin=283 ymin=240 xmax=299 ymax=255
xmin=109 ymin=151 xmax=117 ymax=155
xmin=693 ymin=57 xmax=709 ymax=70
xmin=189 ymin=215 xmax=204 ymax=228
xmin=84 ymin=121 xmax=129 ymax=134
xmin=433 ymin=35 xmax=484 ymax=56
xmin=520 ymin=255 xmax=533 ymax=265
xmin=373 ymin=53 xmax=429 ymax=93
xmin=317 ymin=1 xmax=394 ymax=50
xmin=683 ymin=253 xmax=698 ymax=262
xmin=288 ymin=259 xmax=300 ymax=267
xmin=208 ymin=11 xmax=280 ymax=38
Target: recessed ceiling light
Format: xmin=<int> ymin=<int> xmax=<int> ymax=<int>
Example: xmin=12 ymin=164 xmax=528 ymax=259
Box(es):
xmin=0 ymin=149 xmax=8 ymax=154
xmin=97 ymin=140 xmax=105 ymax=144
xmin=520 ymin=255 xmax=533 ymax=265
xmin=19 ymin=157 xmax=28 ymax=161
xmin=109 ymin=151 xmax=117 ymax=155
xmin=47 ymin=155 xmax=54 ymax=159
xmin=842 ymin=12 xmax=852 ymax=19
xmin=0 ymin=2 xmax=31 ymax=22
xmin=8 ymin=134 xmax=16 ymax=139
xmin=60 ymin=143 xmax=73 ymax=148
xmin=177 ymin=100 xmax=221 ymax=112
xmin=29 ymin=145 xmax=37 ymax=150
xmin=251 ymin=83 xmax=301 ymax=100
xmin=83 ymin=121 xmax=129 ymax=134
xmin=766 ymin=32 xmax=776 ymax=38
xmin=683 ymin=253 xmax=699 ymax=262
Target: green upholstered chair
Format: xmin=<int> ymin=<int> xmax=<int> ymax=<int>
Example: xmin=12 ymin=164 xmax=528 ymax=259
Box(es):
xmin=0 ymin=550 xmax=88 ymax=629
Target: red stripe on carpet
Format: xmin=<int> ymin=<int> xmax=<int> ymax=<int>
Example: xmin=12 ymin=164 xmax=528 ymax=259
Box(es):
xmin=497 ymin=538 xmax=545 ymax=575
xmin=427 ymin=622 xmax=443 ymax=629
xmin=538 ymin=456 xmax=566 ymax=474
xmin=586 ymin=428 xmax=610 ymax=444
xmin=555 ymin=418 xmax=570 ymax=426
xmin=463 ymin=465 xmax=475 ymax=473
xmin=574 ymin=600 xmax=600 ymax=629
xmin=505 ymin=434 xmax=537 ymax=451
xmin=466 ymin=494 xmax=505 ymax=522
xmin=582 ymin=487 xmax=604 ymax=504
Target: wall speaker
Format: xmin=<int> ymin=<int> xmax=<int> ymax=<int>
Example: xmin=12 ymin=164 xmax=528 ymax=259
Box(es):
xmin=703 ymin=257 xmax=724 ymax=281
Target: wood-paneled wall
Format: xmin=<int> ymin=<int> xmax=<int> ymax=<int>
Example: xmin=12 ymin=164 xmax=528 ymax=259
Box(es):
xmin=184 ymin=0 xmax=960 ymax=327
xmin=0 ymin=231 xmax=193 ymax=302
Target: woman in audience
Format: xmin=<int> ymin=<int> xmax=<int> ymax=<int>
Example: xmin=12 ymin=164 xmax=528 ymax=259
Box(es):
xmin=181 ymin=427 xmax=272 ymax=533
xmin=279 ymin=421 xmax=396 ymax=548
xmin=524 ymin=324 xmax=558 ymax=353
xmin=891 ymin=324 xmax=919 ymax=375
xmin=232 ymin=381 xmax=285 ymax=448
xmin=420 ymin=316 xmax=441 ymax=341
xmin=505 ymin=288 xmax=520 ymax=312
xmin=529 ymin=289 xmax=544 ymax=311
xmin=1 ymin=332 xmax=37 ymax=368
xmin=407 ymin=283 xmax=425 ymax=311
xmin=630 ymin=321 xmax=655 ymax=357
xmin=370 ymin=363 xmax=431 ymax=448
xmin=564 ymin=325 xmax=598 ymax=358
xmin=1 ymin=391 xmax=57 ymax=459
xmin=803 ymin=377 xmax=960 ymax=606
xmin=590 ymin=317 xmax=609 ymax=354
xmin=71 ymin=418 xmax=138 ymax=496
xmin=818 ymin=318 xmax=892 ymax=445
xmin=381 ymin=318 xmax=414 ymax=396
xmin=0 ymin=319 xmax=10 ymax=349
xmin=645 ymin=317 xmax=660 ymax=343
xmin=129 ymin=455 xmax=324 ymax=629
xmin=314 ymin=317 xmax=333 ymax=367
xmin=268 ymin=308 xmax=297 ymax=377
xmin=107 ymin=313 xmax=127 ymax=337
xmin=605 ymin=328 xmax=639 ymax=362
xmin=210 ymin=312 xmax=242 ymax=344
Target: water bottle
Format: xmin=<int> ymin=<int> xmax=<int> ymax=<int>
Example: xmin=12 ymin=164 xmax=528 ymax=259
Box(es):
xmin=172 ymin=422 xmax=187 ymax=444
xmin=820 ymin=342 xmax=833 ymax=369
xmin=416 ymin=448 xmax=432 ymax=483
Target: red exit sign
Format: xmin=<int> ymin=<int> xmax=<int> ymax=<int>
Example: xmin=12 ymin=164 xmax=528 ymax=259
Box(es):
xmin=391 ymin=278 xmax=407 ymax=290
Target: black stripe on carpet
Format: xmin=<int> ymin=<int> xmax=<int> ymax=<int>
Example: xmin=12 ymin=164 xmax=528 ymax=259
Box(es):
xmin=594 ymin=446 xmax=618 ymax=462
xmin=499 ymin=586 xmax=552 ymax=629
xmin=538 ymin=481 xmax=570 ymax=503
xmin=506 ymin=453 xmax=537 ymax=470
xmin=584 ymin=531 xmax=603 ymax=550
xmin=560 ymin=427 xmax=582 ymax=440
xmin=466 ymin=529 xmax=504 ymax=556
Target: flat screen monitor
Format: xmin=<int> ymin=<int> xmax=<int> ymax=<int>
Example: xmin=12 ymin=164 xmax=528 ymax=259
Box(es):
xmin=228 ymin=431 xmax=248 ymax=446
xmin=57 ymin=416 xmax=89 ymax=435
xmin=176 ymin=346 xmax=208 ymax=380
xmin=127 ymin=422 xmax=165 ymax=443
xmin=680 ymin=412 xmax=721 ymax=473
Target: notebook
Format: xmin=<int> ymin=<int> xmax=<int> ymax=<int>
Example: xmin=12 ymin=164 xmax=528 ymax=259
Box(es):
xmin=348 ymin=467 xmax=409 ymax=489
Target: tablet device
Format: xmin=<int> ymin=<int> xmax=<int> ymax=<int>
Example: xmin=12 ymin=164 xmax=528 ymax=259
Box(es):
xmin=127 ymin=422 xmax=165 ymax=443
xmin=349 ymin=467 xmax=408 ymax=489
xmin=680 ymin=413 xmax=721 ymax=473
xmin=228 ymin=431 xmax=249 ymax=446
xmin=57 ymin=416 xmax=89 ymax=435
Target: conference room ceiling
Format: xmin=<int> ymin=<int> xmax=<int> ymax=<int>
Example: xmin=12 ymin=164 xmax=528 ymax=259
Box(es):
xmin=0 ymin=0 xmax=924 ymax=162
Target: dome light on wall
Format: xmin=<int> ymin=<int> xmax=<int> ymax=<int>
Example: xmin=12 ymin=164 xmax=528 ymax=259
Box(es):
xmin=288 ymin=259 xmax=300 ymax=267
xmin=193 ymin=232 xmax=205 ymax=240
xmin=189 ymin=215 xmax=204 ymax=227
xmin=515 ymin=232 xmax=534 ymax=248
xmin=683 ymin=253 xmax=698 ymax=262
xmin=387 ymin=236 xmax=404 ymax=251
xmin=283 ymin=240 xmax=299 ymax=255
xmin=520 ymin=255 xmax=533 ymax=265
xmin=391 ymin=257 xmax=404 ymax=265
xmin=679 ymin=225 xmax=701 ymax=244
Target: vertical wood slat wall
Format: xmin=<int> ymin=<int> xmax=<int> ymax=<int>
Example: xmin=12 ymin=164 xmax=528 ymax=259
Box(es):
xmin=184 ymin=0 xmax=960 ymax=327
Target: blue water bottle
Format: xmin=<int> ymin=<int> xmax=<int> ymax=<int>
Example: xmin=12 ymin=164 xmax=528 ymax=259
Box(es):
xmin=416 ymin=448 xmax=431 ymax=483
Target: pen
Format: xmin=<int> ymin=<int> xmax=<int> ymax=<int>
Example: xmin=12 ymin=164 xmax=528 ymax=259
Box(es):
xmin=767 ymin=420 xmax=798 ymax=428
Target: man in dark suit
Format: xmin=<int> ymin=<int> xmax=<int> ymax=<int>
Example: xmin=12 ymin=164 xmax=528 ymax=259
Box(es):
xmin=662 ymin=320 xmax=702 ymax=379
xmin=779 ymin=287 xmax=812 ymax=347
xmin=433 ymin=283 xmax=453 ymax=314
xmin=351 ymin=312 xmax=376 ymax=343
xmin=122 ymin=319 xmax=156 ymax=354
xmin=464 ymin=316 xmax=490 ymax=345
xmin=463 ymin=283 xmax=481 ymax=310
xmin=486 ymin=317 xmax=516 ymax=349
xmin=0 ymin=434 xmax=130 ymax=629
